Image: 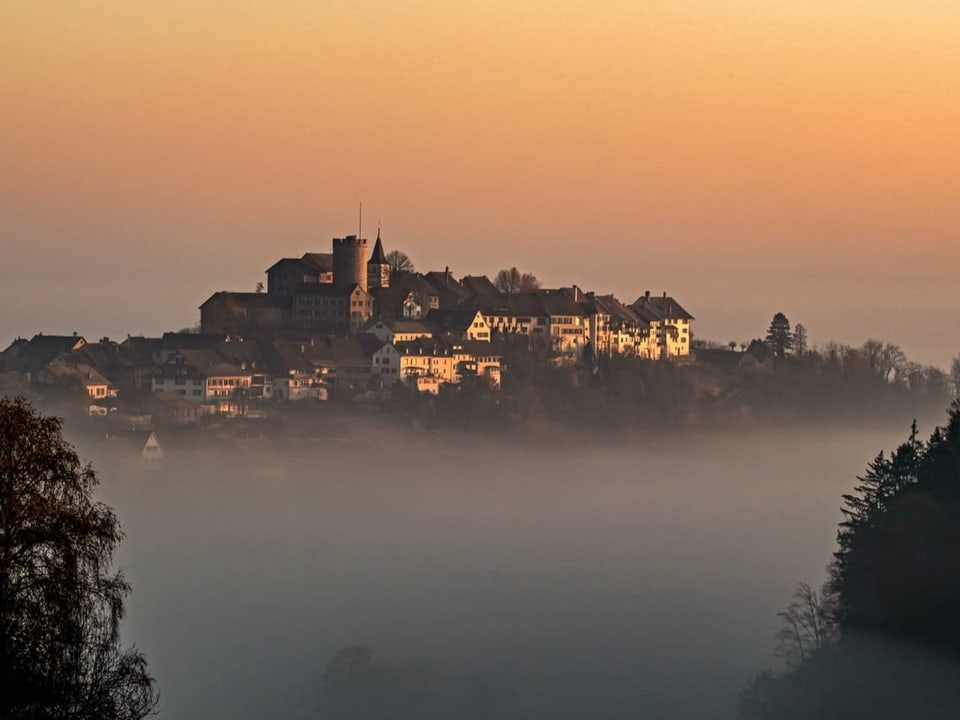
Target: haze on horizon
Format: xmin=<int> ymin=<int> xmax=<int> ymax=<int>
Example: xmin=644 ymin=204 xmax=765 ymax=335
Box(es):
xmin=2 ymin=1 xmax=958 ymax=365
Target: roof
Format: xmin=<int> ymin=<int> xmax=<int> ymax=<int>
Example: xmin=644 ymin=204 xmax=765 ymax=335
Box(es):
xmin=1 ymin=334 xmax=86 ymax=370
xmin=632 ymin=293 xmax=695 ymax=321
xmin=367 ymin=233 xmax=387 ymax=264
xmin=265 ymin=254 xmax=333 ymax=276
xmin=46 ymin=362 xmax=113 ymax=388
xmin=199 ymin=291 xmax=290 ymax=310
xmin=423 ymin=309 xmax=483 ymax=334
xmin=454 ymin=340 xmax=503 ymax=358
xmin=293 ymin=283 xmax=366 ymax=298
xmin=167 ymin=350 xmax=251 ymax=378
xmin=592 ymin=295 xmax=650 ymax=329
xmin=373 ymin=319 xmax=432 ymax=335
xmin=158 ymin=332 xmax=228 ymax=352
xmin=394 ymin=337 xmax=452 ymax=356
xmin=301 ymin=252 xmax=334 ymax=273
xmin=538 ymin=292 xmax=586 ymax=318
xmin=352 ymin=332 xmax=390 ymax=358
xmin=459 ymin=275 xmax=503 ymax=301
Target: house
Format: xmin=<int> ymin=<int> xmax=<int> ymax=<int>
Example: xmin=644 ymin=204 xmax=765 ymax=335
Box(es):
xmin=39 ymin=360 xmax=118 ymax=400
xmin=0 ymin=333 xmax=86 ymax=372
xmin=263 ymin=342 xmax=328 ymax=401
xmin=423 ymin=309 xmax=491 ymax=342
xmin=475 ymin=291 xmax=586 ymax=357
xmin=585 ymin=294 xmax=652 ymax=359
xmin=151 ymin=350 xmax=253 ymax=414
xmin=106 ymin=430 xmax=163 ymax=463
xmin=450 ymin=340 xmax=503 ymax=388
xmin=370 ymin=342 xmax=401 ymax=384
xmin=366 ymin=319 xmax=433 ymax=344
xmin=632 ymin=291 xmax=695 ymax=359
xmin=395 ymin=338 xmax=457 ymax=386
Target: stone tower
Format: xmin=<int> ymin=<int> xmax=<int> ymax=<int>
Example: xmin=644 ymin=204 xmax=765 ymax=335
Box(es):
xmin=332 ymin=235 xmax=368 ymax=291
xmin=366 ymin=229 xmax=390 ymax=290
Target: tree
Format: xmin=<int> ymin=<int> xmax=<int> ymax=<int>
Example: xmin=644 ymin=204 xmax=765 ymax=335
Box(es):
xmin=774 ymin=583 xmax=838 ymax=668
xmin=385 ymin=250 xmax=415 ymax=277
xmin=254 ymin=281 xmax=264 ymax=294
xmin=765 ymin=313 xmax=793 ymax=359
xmin=493 ymin=267 xmax=540 ymax=293
xmin=951 ymin=355 xmax=960 ymax=399
xmin=0 ymin=397 xmax=156 ymax=719
xmin=792 ymin=324 xmax=808 ymax=357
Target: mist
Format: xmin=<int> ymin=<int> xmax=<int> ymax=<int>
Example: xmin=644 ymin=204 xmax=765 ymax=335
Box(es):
xmin=78 ymin=423 xmax=924 ymax=720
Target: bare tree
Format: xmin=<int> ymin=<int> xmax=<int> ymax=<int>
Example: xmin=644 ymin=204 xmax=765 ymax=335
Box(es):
xmin=385 ymin=250 xmax=415 ymax=276
xmin=792 ymin=323 xmax=808 ymax=357
xmin=494 ymin=267 xmax=540 ymax=293
xmin=774 ymin=582 xmax=838 ymax=669
xmin=0 ymin=397 xmax=157 ymax=719
xmin=952 ymin=355 xmax=960 ymax=399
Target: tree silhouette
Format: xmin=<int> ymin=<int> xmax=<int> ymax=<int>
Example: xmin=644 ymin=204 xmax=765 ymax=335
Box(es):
xmin=385 ymin=250 xmax=415 ymax=277
xmin=0 ymin=397 xmax=156 ymax=719
xmin=765 ymin=313 xmax=793 ymax=359
xmin=493 ymin=267 xmax=540 ymax=293
xmin=792 ymin=324 xmax=808 ymax=357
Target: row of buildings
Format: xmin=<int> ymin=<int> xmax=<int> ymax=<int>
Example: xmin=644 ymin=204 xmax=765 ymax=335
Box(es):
xmin=200 ymin=232 xmax=694 ymax=362
xmin=0 ymin=322 xmax=504 ymax=421
xmin=0 ymin=232 xmax=693 ymax=422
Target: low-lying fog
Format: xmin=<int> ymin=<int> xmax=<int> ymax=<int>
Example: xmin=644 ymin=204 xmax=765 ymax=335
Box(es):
xmin=86 ymin=425 xmax=918 ymax=719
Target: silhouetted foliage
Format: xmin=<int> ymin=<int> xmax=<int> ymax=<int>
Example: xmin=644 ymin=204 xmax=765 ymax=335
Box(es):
xmin=493 ymin=267 xmax=540 ymax=293
xmin=950 ymin=355 xmax=960 ymax=399
xmin=774 ymin=583 xmax=838 ymax=669
xmin=385 ymin=250 xmax=415 ymax=277
xmin=764 ymin=313 xmax=793 ymax=359
xmin=792 ymin=323 xmax=807 ymax=357
xmin=740 ymin=402 xmax=960 ymax=718
xmin=0 ymin=397 xmax=156 ymax=720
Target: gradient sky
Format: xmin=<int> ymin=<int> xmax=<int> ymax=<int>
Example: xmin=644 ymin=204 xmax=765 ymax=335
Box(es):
xmin=2 ymin=1 xmax=958 ymax=365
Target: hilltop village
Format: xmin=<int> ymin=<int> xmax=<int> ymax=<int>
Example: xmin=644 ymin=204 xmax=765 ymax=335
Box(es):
xmin=0 ymin=233 xmax=693 ymax=433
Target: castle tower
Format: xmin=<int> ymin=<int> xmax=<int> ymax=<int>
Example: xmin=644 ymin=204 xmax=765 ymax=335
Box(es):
xmin=366 ymin=228 xmax=390 ymax=289
xmin=332 ymin=235 xmax=368 ymax=291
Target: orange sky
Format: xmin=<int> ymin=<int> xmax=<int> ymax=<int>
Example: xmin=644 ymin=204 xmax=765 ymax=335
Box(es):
xmin=1 ymin=1 xmax=958 ymax=364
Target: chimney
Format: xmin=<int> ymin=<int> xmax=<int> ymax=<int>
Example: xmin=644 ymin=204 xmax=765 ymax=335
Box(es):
xmin=645 ymin=290 xmax=651 ymax=300
xmin=663 ymin=291 xmax=667 ymax=298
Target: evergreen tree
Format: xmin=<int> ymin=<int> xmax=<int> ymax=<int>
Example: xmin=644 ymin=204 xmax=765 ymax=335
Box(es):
xmin=765 ymin=313 xmax=793 ymax=359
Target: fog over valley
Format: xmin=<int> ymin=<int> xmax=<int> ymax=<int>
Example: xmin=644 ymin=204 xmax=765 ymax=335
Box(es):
xmin=78 ymin=424 xmax=927 ymax=719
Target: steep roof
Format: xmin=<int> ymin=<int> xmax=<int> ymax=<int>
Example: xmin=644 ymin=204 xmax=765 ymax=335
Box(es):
xmin=459 ymin=275 xmax=503 ymax=301
xmin=538 ymin=292 xmax=586 ymax=318
xmin=423 ymin=309 xmax=483 ymax=334
xmin=593 ymin=295 xmax=650 ymax=329
xmin=632 ymin=293 xmax=695 ymax=321
xmin=301 ymin=252 xmax=334 ymax=273
xmin=1 ymin=334 xmax=86 ymax=371
xmin=367 ymin=232 xmax=387 ymax=264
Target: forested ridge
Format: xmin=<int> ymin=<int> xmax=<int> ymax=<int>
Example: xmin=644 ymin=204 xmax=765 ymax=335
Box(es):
xmin=739 ymin=402 xmax=960 ymax=719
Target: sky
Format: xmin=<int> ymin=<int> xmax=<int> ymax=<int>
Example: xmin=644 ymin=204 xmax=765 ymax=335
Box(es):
xmin=2 ymin=1 xmax=958 ymax=366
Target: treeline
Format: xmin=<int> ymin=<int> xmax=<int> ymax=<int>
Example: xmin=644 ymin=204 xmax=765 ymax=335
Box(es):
xmin=384 ymin=332 xmax=956 ymax=439
xmin=738 ymin=402 xmax=960 ymax=719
